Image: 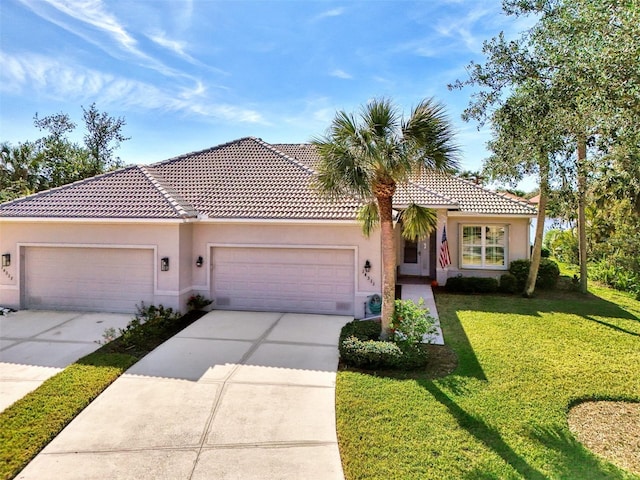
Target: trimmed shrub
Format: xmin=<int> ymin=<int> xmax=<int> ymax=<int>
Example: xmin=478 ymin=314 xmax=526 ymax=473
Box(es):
xmin=390 ymin=298 xmax=436 ymax=348
xmin=339 ymin=319 xmax=381 ymax=344
xmin=509 ymin=258 xmax=560 ymax=290
xmin=444 ymin=276 xmax=472 ymax=293
xmin=508 ymin=259 xmax=530 ymax=291
xmin=541 ymin=246 xmax=551 ymax=258
xmin=444 ymin=276 xmax=498 ymax=294
xmin=340 ymin=336 xmax=404 ymax=369
xmin=498 ymin=273 xmax=518 ymax=294
xmin=338 ymin=318 xmax=428 ymax=370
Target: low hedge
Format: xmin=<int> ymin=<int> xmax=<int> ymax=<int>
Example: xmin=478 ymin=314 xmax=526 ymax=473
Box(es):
xmin=339 ymin=319 xmax=428 ymax=370
xmin=445 ymin=276 xmax=499 ymax=294
xmin=498 ymin=273 xmax=519 ymax=294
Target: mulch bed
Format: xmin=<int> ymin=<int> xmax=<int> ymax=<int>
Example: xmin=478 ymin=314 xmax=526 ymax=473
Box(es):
xmin=568 ymin=401 xmax=640 ymax=475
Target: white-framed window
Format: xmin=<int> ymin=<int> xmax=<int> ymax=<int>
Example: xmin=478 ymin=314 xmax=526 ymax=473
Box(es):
xmin=460 ymin=225 xmax=508 ymax=269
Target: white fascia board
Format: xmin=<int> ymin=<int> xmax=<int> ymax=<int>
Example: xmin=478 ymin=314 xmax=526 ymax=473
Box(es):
xmin=0 ymin=217 xmax=187 ymax=224
xmin=196 ymin=218 xmax=361 ymax=226
xmin=447 ymin=212 xmax=536 ymax=219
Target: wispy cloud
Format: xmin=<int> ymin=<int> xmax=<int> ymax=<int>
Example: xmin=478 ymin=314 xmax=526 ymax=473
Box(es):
xmin=330 ymin=69 xmax=353 ymax=80
xmin=396 ymin=4 xmax=500 ymax=57
xmin=312 ymin=7 xmax=345 ymax=22
xmin=0 ymin=52 xmax=265 ymax=124
xmin=17 ymin=0 xmax=191 ymax=78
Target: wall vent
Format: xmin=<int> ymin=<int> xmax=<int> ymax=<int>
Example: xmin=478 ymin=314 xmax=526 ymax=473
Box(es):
xmin=336 ymin=302 xmax=352 ymax=312
xmin=216 ymin=297 xmax=230 ymax=306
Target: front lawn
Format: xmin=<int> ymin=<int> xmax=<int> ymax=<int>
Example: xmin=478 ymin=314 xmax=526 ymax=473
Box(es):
xmin=336 ymin=286 xmax=640 ymax=479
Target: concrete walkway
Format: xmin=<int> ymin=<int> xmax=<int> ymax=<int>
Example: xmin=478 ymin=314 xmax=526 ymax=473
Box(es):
xmin=0 ymin=310 xmax=132 ymax=412
xmin=17 ymin=310 xmax=351 ymax=480
xmin=399 ymin=284 xmax=444 ymax=345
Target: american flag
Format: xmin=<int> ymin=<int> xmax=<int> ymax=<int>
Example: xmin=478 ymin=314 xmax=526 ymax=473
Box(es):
xmin=439 ymin=226 xmax=451 ymax=268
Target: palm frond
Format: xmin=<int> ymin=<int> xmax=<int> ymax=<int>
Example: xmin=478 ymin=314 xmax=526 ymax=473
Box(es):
xmin=356 ymin=201 xmax=380 ymax=237
xmin=402 ymin=98 xmax=460 ymax=174
xmin=398 ymin=203 xmax=438 ymax=240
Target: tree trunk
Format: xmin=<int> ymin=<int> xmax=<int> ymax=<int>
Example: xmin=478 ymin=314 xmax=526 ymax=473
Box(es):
xmin=577 ymin=136 xmax=588 ymax=294
xmin=374 ymin=183 xmax=397 ymax=338
xmin=524 ymin=153 xmax=549 ymax=297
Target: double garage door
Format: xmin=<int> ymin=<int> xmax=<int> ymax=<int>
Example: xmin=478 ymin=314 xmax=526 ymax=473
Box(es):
xmin=23 ymin=247 xmax=154 ymax=313
xmin=213 ymin=247 xmax=355 ymax=315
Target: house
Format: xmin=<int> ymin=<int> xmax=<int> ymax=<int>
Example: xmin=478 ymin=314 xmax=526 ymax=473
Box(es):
xmin=0 ymin=137 xmax=536 ymax=318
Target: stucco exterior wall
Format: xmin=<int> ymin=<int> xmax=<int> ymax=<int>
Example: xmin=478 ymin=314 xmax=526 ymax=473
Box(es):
xmin=0 ymin=220 xmax=185 ymax=311
xmin=440 ymin=215 xmax=531 ymax=281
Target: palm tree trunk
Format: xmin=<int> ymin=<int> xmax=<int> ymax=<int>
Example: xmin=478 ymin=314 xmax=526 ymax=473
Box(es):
xmin=577 ymin=136 xmax=588 ymax=294
xmin=524 ymin=152 xmax=549 ymax=297
xmin=375 ymin=187 xmax=396 ymax=338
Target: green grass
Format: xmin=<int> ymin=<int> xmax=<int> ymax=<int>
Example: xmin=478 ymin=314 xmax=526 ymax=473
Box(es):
xmin=0 ymin=352 xmax=136 ymax=480
xmin=336 ymin=284 xmax=640 ymax=479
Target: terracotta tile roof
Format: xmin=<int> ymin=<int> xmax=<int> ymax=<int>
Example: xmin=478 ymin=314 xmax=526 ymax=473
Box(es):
xmin=0 ymin=166 xmax=197 ymax=218
xmin=409 ymin=172 xmax=536 ymax=215
xmin=275 ymin=144 xmax=536 ymax=216
xmin=0 ymin=138 xmax=536 ymax=220
xmin=150 ymin=137 xmax=359 ymax=219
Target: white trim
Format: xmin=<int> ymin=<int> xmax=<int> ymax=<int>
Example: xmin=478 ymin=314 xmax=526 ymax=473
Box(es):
xmin=448 ymin=212 xmax=535 ymax=218
xmin=197 ymin=218 xmax=360 ymax=225
xmin=1 ymin=218 xmax=186 ymax=224
xmin=458 ymin=224 xmax=509 ymax=270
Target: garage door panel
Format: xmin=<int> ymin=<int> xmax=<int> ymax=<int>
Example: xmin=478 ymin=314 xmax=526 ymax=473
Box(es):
xmin=25 ymin=247 xmax=153 ymax=313
xmin=213 ymin=247 xmax=354 ymax=315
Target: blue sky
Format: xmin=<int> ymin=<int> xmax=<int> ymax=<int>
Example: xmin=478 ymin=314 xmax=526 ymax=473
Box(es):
xmin=0 ymin=0 xmax=534 ymax=188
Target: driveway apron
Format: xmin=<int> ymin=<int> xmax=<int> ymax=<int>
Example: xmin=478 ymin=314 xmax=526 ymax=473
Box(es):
xmin=17 ymin=310 xmax=352 ymax=480
xmin=0 ymin=311 xmax=132 ymax=412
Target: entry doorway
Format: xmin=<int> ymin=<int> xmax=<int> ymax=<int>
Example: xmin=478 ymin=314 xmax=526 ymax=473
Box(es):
xmin=398 ymin=237 xmax=430 ymax=277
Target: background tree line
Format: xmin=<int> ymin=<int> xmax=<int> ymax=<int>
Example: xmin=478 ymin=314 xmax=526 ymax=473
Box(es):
xmin=1 ymin=103 xmax=128 ymax=203
xmin=452 ymin=0 xmax=640 ymax=298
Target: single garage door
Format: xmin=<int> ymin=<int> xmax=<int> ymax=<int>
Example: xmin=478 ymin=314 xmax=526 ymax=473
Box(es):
xmin=24 ymin=247 xmax=154 ymax=313
xmin=213 ymin=247 xmax=354 ymax=315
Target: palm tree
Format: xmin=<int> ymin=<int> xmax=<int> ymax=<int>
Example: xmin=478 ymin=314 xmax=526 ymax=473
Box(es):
xmin=313 ymin=98 xmax=459 ymax=335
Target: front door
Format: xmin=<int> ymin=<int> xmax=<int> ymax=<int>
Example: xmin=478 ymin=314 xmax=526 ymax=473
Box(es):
xmin=399 ymin=237 xmax=430 ymax=276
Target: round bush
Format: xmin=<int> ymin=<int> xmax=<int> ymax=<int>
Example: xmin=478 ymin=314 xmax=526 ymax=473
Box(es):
xmin=508 ymin=258 xmax=560 ymax=290
xmin=499 ymin=273 xmax=518 ymax=294
xmin=508 ymin=259 xmax=530 ymax=290
xmin=537 ymin=258 xmax=560 ymax=289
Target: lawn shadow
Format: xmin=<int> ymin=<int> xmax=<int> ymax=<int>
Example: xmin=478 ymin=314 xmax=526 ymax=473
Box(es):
xmin=582 ymin=315 xmax=640 ymax=337
xmin=437 ymin=299 xmax=487 ymax=381
xmin=419 ymin=381 xmax=548 ymax=480
xmin=529 ymin=425 xmax=631 ymax=479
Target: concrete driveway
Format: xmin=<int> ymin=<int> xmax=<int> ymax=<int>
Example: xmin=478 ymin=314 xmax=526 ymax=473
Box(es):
xmin=17 ymin=310 xmax=352 ymax=480
xmin=0 ymin=310 xmax=132 ymax=412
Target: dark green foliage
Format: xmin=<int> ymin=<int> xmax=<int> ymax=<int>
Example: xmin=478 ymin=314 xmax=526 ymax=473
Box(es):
xmin=537 ymin=258 xmax=560 ymax=289
xmin=339 ymin=319 xmax=428 ymax=370
xmin=445 ymin=276 xmax=499 ymax=294
xmin=498 ymin=273 xmax=519 ymax=294
xmin=508 ymin=260 xmax=531 ymax=291
xmin=118 ymin=303 xmax=181 ymax=351
xmin=339 ymin=319 xmax=382 ymax=344
xmin=340 ymin=336 xmax=404 ymax=369
xmin=541 ymin=246 xmax=551 ymax=258
xmin=509 ymin=258 xmax=560 ymax=290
